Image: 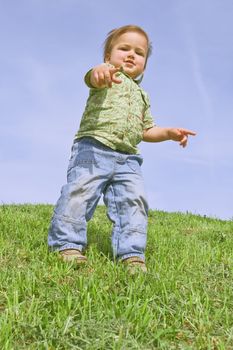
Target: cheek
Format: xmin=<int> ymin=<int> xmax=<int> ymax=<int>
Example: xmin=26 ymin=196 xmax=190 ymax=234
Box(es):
xmin=111 ymin=54 xmax=125 ymax=65
xmin=138 ymin=57 xmax=146 ymax=67
xmin=115 ymin=51 xmax=125 ymax=60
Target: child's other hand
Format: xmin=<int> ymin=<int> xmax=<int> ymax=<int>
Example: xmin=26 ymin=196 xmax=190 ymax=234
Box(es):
xmin=168 ymin=128 xmax=196 ymax=148
xmin=90 ymin=63 xmax=122 ymax=88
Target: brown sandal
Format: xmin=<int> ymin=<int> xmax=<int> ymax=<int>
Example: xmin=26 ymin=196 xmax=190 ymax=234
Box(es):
xmin=122 ymin=256 xmax=147 ymax=274
xmin=59 ymin=249 xmax=87 ymax=264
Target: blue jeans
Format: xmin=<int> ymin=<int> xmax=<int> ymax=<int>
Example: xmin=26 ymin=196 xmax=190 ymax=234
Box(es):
xmin=48 ymin=137 xmax=149 ymax=261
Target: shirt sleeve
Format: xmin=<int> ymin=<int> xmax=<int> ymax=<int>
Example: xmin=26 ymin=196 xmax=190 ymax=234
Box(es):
xmin=142 ymin=91 xmax=155 ymax=130
xmin=84 ymin=69 xmax=94 ymax=88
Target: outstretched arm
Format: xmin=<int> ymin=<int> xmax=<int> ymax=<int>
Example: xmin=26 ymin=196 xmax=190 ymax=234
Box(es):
xmin=143 ymin=126 xmax=196 ymax=148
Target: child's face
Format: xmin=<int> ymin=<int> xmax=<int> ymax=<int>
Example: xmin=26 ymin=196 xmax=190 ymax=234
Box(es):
xmin=105 ymin=31 xmax=148 ymax=79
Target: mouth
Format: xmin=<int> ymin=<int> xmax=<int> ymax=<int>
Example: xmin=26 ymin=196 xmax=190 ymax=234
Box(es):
xmin=124 ymin=60 xmax=135 ymax=66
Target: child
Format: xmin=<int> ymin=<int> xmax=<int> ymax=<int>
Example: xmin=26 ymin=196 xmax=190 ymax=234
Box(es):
xmin=48 ymin=25 xmax=196 ymax=273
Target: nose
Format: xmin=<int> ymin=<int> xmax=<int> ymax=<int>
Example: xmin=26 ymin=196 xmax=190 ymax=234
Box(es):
xmin=127 ymin=50 xmax=135 ymax=59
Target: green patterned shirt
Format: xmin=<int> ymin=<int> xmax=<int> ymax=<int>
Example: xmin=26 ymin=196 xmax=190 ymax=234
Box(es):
xmin=75 ymin=70 xmax=154 ymax=154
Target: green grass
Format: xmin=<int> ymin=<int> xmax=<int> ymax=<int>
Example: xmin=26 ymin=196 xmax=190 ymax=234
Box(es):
xmin=0 ymin=204 xmax=232 ymax=349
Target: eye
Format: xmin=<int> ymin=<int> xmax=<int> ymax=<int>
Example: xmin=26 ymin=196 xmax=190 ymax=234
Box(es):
xmin=119 ymin=46 xmax=129 ymax=51
xmin=136 ymin=51 xmax=145 ymax=56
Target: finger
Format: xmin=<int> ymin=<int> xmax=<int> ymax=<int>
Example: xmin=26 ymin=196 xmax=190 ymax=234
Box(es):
xmin=111 ymin=72 xmax=122 ymax=84
xmin=111 ymin=76 xmax=122 ymax=84
xmin=110 ymin=67 xmax=122 ymax=84
xmin=104 ymin=72 xmax=112 ymax=88
xmin=179 ymin=128 xmax=196 ymax=136
xmin=98 ymin=72 xmax=107 ymax=87
xmin=109 ymin=66 xmax=121 ymax=73
xmin=94 ymin=71 xmax=105 ymax=87
xmin=179 ymin=135 xmax=188 ymax=147
xmin=93 ymin=71 xmax=99 ymax=86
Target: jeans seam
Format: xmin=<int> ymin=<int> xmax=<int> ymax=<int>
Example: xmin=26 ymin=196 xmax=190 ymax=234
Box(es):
xmin=110 ymin=184 xmax=122 ymax=257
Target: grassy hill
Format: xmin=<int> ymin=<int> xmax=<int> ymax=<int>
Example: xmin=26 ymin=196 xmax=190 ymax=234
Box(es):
xmin=0 ymin=204 xmax=232 ymax=349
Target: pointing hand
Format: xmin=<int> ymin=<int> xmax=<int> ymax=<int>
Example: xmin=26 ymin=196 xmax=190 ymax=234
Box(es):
xmin=91 ymin=63 xmax=122 ymax=88
xmin=168 ymin=128 xmax=196 ymax=147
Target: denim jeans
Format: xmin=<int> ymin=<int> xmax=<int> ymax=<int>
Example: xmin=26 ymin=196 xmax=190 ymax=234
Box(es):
xmin=48 ymin=137 xmax=149 ymax=261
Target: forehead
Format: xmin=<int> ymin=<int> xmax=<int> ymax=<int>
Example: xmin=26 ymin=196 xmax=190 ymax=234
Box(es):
xmin=113 ymin=31 xmax=148 ymax=50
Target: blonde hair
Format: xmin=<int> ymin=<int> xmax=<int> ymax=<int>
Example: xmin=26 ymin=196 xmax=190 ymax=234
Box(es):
xmin=103 ymin=25 xmax=152 ymax=67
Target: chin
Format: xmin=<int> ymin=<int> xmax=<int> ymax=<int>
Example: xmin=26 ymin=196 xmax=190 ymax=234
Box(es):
xmin=124 ymin=67 xmax=137 ymax=76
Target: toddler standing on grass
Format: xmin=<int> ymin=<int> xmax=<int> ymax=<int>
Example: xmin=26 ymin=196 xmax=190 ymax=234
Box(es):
xmin=48 ymin=25 xmax=196 ymax=273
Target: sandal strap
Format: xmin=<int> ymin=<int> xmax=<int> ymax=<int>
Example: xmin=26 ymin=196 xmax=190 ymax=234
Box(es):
xmin=123 ymin=257 xmax=145 ymax=265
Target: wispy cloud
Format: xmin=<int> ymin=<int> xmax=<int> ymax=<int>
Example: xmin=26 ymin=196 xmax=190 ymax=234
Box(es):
xmin=189 ymin=47 xmax=213 ymax=118
xmin=175 ymin=4 xmax=213 ymax=119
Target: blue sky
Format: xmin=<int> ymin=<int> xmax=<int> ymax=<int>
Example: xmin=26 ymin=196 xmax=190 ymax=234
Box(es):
xmin=1 ymin=0 xmax=233 ymax=220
